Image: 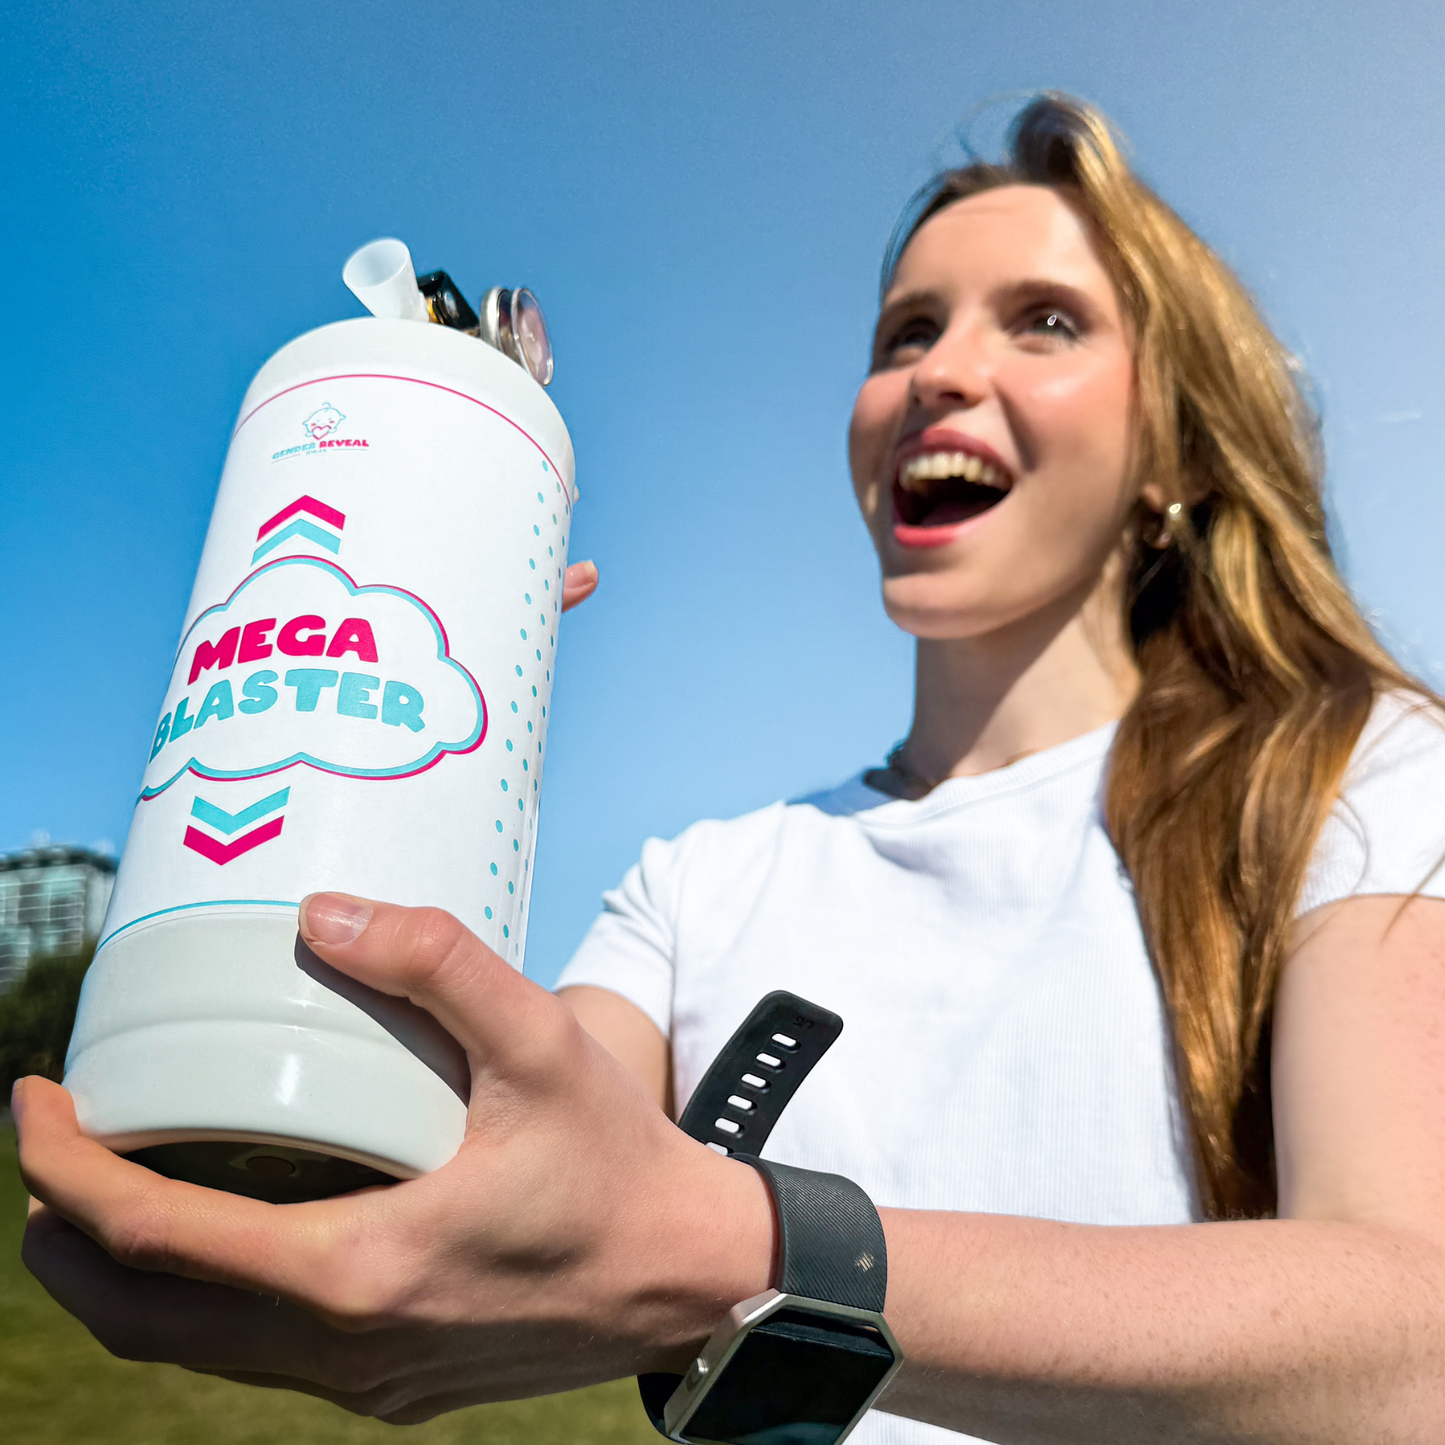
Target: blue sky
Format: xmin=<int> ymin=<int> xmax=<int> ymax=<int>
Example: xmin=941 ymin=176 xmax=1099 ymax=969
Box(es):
xmin=3 ymin=0 xmax=1443 ymax=986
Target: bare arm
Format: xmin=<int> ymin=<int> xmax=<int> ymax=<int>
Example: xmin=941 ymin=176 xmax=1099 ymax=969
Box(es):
xmin=569 ymin=901 xmax=1445 ymax=1440
xmin=873 ymin=893 xmax=1445 ymax=1443
xmin=558 ymin=984 xmax=672 ymax=1115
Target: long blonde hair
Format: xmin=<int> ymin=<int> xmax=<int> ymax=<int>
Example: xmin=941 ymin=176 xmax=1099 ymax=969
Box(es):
xmin=889 ymin=94 xmax=1427 ymax=1217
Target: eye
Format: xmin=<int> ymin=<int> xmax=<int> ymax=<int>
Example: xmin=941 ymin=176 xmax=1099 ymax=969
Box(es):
xmin=874 ymin=314 xmax=940 ymax=368
xmin=1017 ymin=305 xmax=1082 ymax=343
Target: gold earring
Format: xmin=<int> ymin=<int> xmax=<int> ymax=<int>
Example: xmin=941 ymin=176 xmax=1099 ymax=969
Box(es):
xmin=1149 ymin=501 xmax=1183 ymax=549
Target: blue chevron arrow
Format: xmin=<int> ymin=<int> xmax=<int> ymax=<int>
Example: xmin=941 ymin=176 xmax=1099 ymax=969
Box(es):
xmin=190 ymin=787 xmax=290 ymax=835
xmin=252 ymin=518 xmax=342 ymax=563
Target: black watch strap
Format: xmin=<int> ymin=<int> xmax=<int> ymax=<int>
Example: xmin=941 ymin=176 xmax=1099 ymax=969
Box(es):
xmin=640 ymin=991 xmax=888 ymax=1438
xmin=734 ymin=1155 xmax=887 ymax=1311
xmin=675 ymin=990 xmax=843 ymax=1156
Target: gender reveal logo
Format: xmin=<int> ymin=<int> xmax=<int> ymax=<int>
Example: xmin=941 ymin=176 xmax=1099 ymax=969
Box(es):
xmin=140 ymin=556 xmax=486 ymax=798
xmin=304 ymin=404 xmax=345 ymax=440
xmin=272 ymin=403 xmax=370 ymax=460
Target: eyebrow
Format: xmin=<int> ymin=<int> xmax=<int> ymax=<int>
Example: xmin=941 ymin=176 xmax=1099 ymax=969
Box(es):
xmin=875 ymin=277 xmax=1108 ymax=338
xmin=993 ymin=278 xmax=1107 ymax=324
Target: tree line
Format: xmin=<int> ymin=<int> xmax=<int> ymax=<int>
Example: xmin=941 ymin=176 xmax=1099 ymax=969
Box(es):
xmin=1 ymin=947 xmax=93 ymax=1100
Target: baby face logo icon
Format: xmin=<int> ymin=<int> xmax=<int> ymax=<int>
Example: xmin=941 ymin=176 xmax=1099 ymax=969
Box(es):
xmin=303 ymin=404 xmax=346 ymax=441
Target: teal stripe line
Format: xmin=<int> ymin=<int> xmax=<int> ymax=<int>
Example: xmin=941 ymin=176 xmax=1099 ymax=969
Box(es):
xmin=251 ymin=518 xmax=341 ymax=563
xmin=97 ymin=899 xmax=298 ymax=953
xmin=190 ymin=787 xmax=290 ymax=835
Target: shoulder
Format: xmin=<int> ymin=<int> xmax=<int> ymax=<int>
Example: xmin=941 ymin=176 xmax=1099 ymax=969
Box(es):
xmin=1299 ymin=690 xmax=1445 ymax=914
xmin=553 ymin=774 xmax=892 ymax=1025
xmin=1345 ymin=689 xmax=1445 ymax=773
xmin=1328 ymin=690 xmax=1445 ymax=826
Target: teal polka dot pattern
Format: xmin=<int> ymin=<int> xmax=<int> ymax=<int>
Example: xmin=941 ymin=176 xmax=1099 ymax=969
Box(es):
xmin=474 ymin=451 xmax=572 ymax=968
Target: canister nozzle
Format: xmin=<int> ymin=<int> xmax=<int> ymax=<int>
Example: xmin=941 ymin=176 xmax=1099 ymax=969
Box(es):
xmin=343 ymin=239 xmax=429 ymax=322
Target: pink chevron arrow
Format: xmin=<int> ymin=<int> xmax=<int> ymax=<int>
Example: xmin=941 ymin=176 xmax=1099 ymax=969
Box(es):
xmin=257 ymin=495 xmax=347 ymax=541
xmin=183 ymin=817 xmax=284 ymax=864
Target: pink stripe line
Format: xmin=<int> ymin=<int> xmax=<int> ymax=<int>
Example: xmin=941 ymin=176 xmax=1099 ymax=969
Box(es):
xmin=233 ymin=372 xmax=568 ymax=511
xmin=257 ymin=494 xmax=347 ymax=539
xmin=183 ymin=817 xmax=284 ymax=864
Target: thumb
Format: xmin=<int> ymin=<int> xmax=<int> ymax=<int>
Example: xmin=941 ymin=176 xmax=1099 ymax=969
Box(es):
xmin=298 ymin=893 xmax=567 ymax=1074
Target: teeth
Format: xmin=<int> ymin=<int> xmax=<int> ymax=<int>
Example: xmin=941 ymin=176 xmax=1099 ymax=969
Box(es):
xmin=899 ymin=451 xmax=1005 ymax=491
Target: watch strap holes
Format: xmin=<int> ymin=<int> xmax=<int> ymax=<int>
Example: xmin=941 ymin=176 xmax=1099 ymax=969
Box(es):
xmin=674 ymin=991 xmax=843 ymax=1157
xmin=714 ymin=1117 xmax=742 ymax=1136
xmin=704 ymin=1141 xmax=730 ymax=1155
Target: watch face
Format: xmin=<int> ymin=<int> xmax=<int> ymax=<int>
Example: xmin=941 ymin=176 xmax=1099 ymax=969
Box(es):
xmin=682 ymin=1308 xmax=896 ymax=1445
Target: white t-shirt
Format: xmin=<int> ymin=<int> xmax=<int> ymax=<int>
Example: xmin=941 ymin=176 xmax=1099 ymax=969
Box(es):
xmin=556 ymin=692 xmax=1445 ymax=1445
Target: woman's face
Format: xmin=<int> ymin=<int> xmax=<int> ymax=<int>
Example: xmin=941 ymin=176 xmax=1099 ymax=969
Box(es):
xmin=850 ymin=184 xmax=1150 ymax=641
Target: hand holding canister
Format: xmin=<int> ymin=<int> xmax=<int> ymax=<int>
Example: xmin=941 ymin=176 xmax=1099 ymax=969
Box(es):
xmin=19 ymin=894 xmax=775 ymax=1418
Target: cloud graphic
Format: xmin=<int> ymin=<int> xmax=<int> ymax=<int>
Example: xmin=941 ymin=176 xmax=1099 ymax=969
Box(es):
xmin=141 ymin=556 xmax=486 ymax=798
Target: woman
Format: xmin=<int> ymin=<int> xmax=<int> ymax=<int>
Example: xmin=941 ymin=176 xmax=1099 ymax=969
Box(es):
xmin=18 ymin=94 xmax=1445 ymax=1442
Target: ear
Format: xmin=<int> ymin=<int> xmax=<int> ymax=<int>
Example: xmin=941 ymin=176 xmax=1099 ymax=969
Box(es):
xmin=1137 ymin=477 xmax=1170 ymax=515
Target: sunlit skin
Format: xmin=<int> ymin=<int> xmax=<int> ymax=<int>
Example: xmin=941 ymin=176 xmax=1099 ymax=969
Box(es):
xmin=849 ymin=185 xmax=1166 ymax=782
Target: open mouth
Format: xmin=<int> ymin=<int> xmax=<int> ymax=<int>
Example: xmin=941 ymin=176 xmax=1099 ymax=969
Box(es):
xmin=893 ymin=450 xmax=1011 ymax=531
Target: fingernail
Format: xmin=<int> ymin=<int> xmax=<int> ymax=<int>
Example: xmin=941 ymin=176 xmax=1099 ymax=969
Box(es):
xmin=301 ymin=893 xmax=372 ymax=945
xmin=10 ymin=1077 xmax=25 ymax=1125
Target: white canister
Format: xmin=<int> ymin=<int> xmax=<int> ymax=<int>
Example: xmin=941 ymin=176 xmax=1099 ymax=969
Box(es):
xmin=63 ymin=273 xmax=575 ymax=1201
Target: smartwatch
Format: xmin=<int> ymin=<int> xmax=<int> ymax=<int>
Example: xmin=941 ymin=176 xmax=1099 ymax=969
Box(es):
xmin=639 ymin=992 xmax=904 ymax=1445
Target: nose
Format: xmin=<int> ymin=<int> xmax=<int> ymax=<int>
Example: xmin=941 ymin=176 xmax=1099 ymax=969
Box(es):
xmin=909 ymin=317 xmax=991 ymax=413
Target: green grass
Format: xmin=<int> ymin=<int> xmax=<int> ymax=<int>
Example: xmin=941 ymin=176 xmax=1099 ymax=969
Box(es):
xmin=0 ymin=1121 xmax=658 ymax=1444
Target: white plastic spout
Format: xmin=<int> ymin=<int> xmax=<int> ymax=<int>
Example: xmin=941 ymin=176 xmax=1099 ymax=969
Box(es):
xmin=343 ymin=238 xmax=429 ymax=322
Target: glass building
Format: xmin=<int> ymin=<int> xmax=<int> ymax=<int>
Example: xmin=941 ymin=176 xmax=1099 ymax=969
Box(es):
xmin=0 ymin=845 xmax=116 ymax=992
